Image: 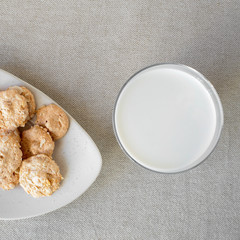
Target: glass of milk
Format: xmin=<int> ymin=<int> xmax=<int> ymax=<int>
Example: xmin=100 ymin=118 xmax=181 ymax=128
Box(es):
xmin=113 ymin=64 xmax=224 ymax=173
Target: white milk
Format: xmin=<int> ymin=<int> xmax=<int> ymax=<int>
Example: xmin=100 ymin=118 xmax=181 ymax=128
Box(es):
xmin=114 ymin=65 xmax=222 ymax=173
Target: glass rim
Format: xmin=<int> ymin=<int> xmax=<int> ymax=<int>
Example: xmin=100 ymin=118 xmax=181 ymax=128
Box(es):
xmin=112 ymin=63 xmax=224 ymax=174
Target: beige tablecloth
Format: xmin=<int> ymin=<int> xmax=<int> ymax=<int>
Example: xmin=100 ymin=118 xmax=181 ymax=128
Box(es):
xmin=0 ymin=1 xmax=240 ymax=239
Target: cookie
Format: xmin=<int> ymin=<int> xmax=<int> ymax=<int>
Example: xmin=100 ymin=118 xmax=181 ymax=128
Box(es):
xmin=19 ymin=154 xmax=62 ymax=198
xmin=36 ymin=104 xmax=69 ymax=140
xmin=8 ymin=86 xmax=36 ymax=119
xmin=0 ymin=88 xmax=29 ymax=131
xmin=21 ymin=125 xmax=55 ymax=159
xmin=0 ymin=130 xmax=22 ymax=190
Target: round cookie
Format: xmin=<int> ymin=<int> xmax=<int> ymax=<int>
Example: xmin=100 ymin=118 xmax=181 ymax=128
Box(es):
xmin=19 ymin=154 xmax=62 ymax=198
xmin=21 ymin=125 xmax=55 ymax=159
xmin=8 ymin=86 xmax=36 ymax=119
xmin=36 ymin=104 xmax=69 ymax=140
xmin=0 ymin=88 xmax=29 ymax=131
xmin=0 ymin=130 xmax=22 ymax=190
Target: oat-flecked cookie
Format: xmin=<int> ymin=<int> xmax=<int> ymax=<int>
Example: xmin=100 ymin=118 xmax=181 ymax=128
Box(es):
xmin=0 ymin=88 xmax=29 ymax=131
xmin=19 ymin=154 xmax=62 ymax=198
xmin=21 ymin=125 xmax=55 ymax=159
xmin=8 ymin=86 xmax=36 ymax=119
xmin=36 ymin=104 xmax=69 ymax=140
xmin=0 ymin=130 xmax=22 ymax=190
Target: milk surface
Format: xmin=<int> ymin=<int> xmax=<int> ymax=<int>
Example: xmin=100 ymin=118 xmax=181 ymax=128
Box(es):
xmin=115 ymin=66 xmax=217 ymax=172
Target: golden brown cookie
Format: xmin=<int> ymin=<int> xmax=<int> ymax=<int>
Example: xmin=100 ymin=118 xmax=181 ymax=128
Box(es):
xmin=21 ymin=125 xmax=55 ymax=159
xmin=0 ymin=88 xmax=29 ymax=131
xmin=8 ymin=86 xmax=36 ymax=119
xmin=36 ymin=104 xmax=69 ymax=140
xmin=0 ymin=130 xmax=22 ymax=190
xmin=19 ymin=154 xmax=62 ymax=198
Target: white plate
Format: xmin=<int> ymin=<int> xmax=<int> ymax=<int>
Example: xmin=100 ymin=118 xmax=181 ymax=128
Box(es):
xmin=0 ymin=69 xmax=102 ymax=220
